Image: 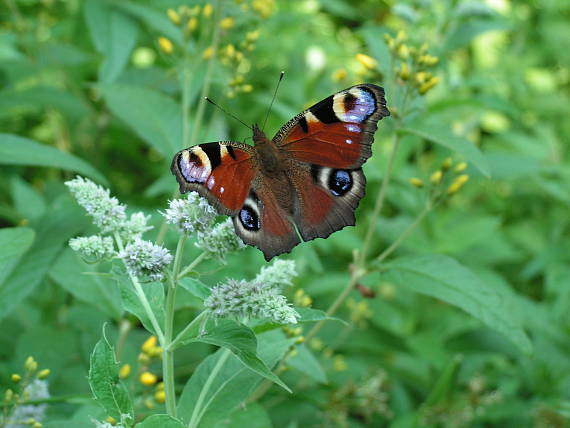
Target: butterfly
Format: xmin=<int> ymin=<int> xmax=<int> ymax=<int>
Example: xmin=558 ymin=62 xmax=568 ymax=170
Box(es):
xmin=171 ymin=83 xmax=390 ymax=261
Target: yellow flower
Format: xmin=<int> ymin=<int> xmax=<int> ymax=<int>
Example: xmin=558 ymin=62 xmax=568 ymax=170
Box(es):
xmin=430 ymin=170 xmax=443 ymax=184
xmin=144 ymin=398 xmax=155 ymax=409
xmin=142 ymin=336 xmax=157 ymax=354
xmin=156 ymin=382 xmax=165 ymax=390
xmin=242 ymin=84 xmax=253 ymax=93
xmin=409 ymin=177 xmax=424 ymax=188
xmin=447 ymin=174 xmax=469 ymax=194
xmin=148 ymin=346 xmax=163 ymax=359
xmin=25 ymin=356 xmax=38 ymax=373
xmin=203 ymin=3 xmax=213 ymax=18
xmin=154 ymin=390 xmax=166 ymax=403
xmin=119 ymin=364 xmax=131 ymax=379
xmin=396 ymin=30 xmax=407 ymax=42
xmin=105 ymin=416 xmax=117 ymax=425
xmin=414 ymin=71 xmax=431 ymax=84
xmin=418 ymin=54 xmax=439 ymax=66
xmin=442 ymin=157 xmax=453 ymax=171
xmin=32 ymin=422 xmax=42 ymax=428
xmin=138 ymin=352 xmax=150 ymax=365
xmin=455 ymin=162 xmax=468 ymax=172
xmin=356 ymin=53 xmax=377 ymax=70
xmin=246 ymin=30 xmax=260 ymax=42
xmin=252 ymin=0 xmax=275 ymax=18
xmin=11 ymin=374 xmax=21 ymax=383
xmin=332 ymin=68 xmax=348 ymax=81
xmin=140 ymin=372 xmax=158 ymax=386
xmin=158 ymin=37 xmax=173 ymax=54
xmin=37 ymin=369 xmax=50 ymax=379
xmin=220 ymin=17 xmax=234 ymax=30
xmin=397 ymin=44 xmax=410 ymax=59
xmin=167 ymin=8 xmax=180 ymax=25
xmin=294 ymin=289 xmax=312 ymax=307
xmin=333 ymin=355 xmax=347 ymax=371
xmin=309 ymin=338 xmax=324 ymax=351
xmin=224 ymin=44 xmax=236 ymax=58
xmin=187 ymin=16 xmax=198 ymax=32
xmin=203 ymin=46 xmax=214 ymax=59
xmin=4 ymin=389 xmax=13 ymax=402
xmin=419 ymin=76 xmax=440 ymax=95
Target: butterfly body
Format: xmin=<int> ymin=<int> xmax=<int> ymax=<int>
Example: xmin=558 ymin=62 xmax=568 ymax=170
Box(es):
xmin=171 ymin=84 xmax=390 ymax=260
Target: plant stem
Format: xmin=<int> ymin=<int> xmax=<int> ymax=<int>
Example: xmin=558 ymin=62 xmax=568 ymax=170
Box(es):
xmin=169 ymin=310 xmax=208 ymax=351
xmin=114 ymin=233 xmax=165 ymax=346
xmin=375 ymin=202 xmax=432 ymax=264
xmin=188 ymin=348 xmax=232 ymax=428
xmin=115 ymin=319 xmax=132 ymax=360
xmin=163 ymin=236 xmax=187 ymax=417
xmin=177 ymin=251 xmax=208 ymax=280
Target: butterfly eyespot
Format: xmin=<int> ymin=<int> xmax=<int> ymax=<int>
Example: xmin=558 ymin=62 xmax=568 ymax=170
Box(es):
xmin=239 ymin=206 xmax=260 ymax=231
xmin=328 ymin=169 xmax=352 ymax=196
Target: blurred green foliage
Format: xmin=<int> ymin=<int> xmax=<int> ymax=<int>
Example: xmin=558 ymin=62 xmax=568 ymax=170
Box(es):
xmin=1 ymin=0 xmax=570 ymax=427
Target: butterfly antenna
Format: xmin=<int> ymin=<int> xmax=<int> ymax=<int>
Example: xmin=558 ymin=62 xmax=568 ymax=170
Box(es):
xmin=204 ymin=97 xmax=252 ymax=130
xmin=261 ymin=71 xmax=285 ymax=131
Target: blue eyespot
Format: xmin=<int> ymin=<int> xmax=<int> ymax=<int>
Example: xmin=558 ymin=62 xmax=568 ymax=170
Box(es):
xmin=328 ymin=170 xmax=352 ymax=196
xmin=239 ymin=206 xmax=260 ymax=231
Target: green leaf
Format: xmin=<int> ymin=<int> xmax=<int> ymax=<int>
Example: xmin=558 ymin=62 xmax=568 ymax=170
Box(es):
xmin=381 ymin=254 xmax=532 ymax=353
xmin=116 ymin=278 xmax=165 ymax=336
xmin=288 ymin=344 xmax=328 ymax=384
xmin=88 ymin=328 xmax=133 ymax=421
xmin=224 ymin=403 xmax=273 ymax=428
xmin=84 ymin=0 xmax=138 ymax=83
xmin=0 ymin=227 xmax=35 ymax=286
xmin=399 ymin=124 xmax=491 ymax=177
xmin=179 ymin=277 xmax=211 ymax=301
xmin=253 ymin=307 xmax=345 ymax=334
xmin=176 ymin=318 xmax=290 ymax=392
xmin=177 ymin=330 xmax=294 ymax=427
xmin=0 ymin=87 xmax=90 ymax=120
xmin=10 ymin=176 xmax=46 ymax=222
xmin=0 ymin=196 xmax=87 ymax=321
xmin=49 ymin=249 xmax=123 ymax=320
xmin=137 ymin=415 xmax=186 ymax=428
xmin=422 ymin=355 xmax=463 ymax=406
xmin=0 ymin=134 xmax=107 ymax=184
xmin=99 ymin=84 xmax=182 ymax=158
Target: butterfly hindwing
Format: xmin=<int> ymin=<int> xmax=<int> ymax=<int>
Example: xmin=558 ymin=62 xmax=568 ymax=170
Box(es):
xmin=274 ymin=84 xmax=390 ymax=169
xmin=171 ymin=141 xmax=255 ymax=215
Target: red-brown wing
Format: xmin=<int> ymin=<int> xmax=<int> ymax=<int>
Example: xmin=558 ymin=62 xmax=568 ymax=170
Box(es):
xmin=273 ymin=84 xmax=390 ymax=169
xmin=171 ymin=141 xmax=254 ymax=215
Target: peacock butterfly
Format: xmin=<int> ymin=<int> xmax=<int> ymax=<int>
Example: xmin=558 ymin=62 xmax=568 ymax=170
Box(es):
xmin=171 ymin=83 xmax=390 ymax=261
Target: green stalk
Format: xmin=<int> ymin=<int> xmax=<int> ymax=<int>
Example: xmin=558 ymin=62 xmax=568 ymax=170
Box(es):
xmin=177 ymin=251 xmax=208 ymax=280
xmin=163 ymin=235 xmax=187 ymax=417
xmin=169 ymin=310 xmax=208 ymax=351
xmin=188 ymin=348 xmax=232 ymax=428
xmin=114 ymin=233 xmax=165 ymax=346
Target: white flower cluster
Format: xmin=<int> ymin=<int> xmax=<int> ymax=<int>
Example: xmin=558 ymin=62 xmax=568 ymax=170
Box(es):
xmin=69 ymin=235 xmax=115 ymax=261
xmin=205 ymin=279 xmax=299 ymax=324
xmin=255 ymin=260 xmax=297 ymax=292
xmin=8 ymin=380 xmax=49 ymax=428
xmin=122 ymin=212 xmax=152 ymax=239
xmin=196 ymin=218 xmax=246 ymax=261
xmin=163 ymin=192 xmax=217 ymax=235
xmin=118 ymin=238 xmax=173 ymax=281
xmin=65 ymin=177 xmax=127 ymax=233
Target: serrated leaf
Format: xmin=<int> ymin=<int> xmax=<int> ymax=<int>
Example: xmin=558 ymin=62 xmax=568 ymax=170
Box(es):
xmin=381 ymin=254 xmax=532 ymax=353
xmin=88 ymin=328 xmax=133 ymax=420
xmin=137 ymin=415 xmax=185 ymax=428
xmin=176 ymin=318 xmax=290 ymax=392
xmin=99 ymin=84 xmax=182 ymax=158
xmin=399 ymin=124 xmax=490 ymax=177
xmin=0 ymin=134 xmax=107 ymax=184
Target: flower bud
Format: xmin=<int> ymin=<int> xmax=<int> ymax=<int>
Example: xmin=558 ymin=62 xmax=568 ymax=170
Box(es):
xmin=158 ymin=37 xmax=174 ymax=54
xmin=356 ymin=53 xmax=377 ymax=70
xmin=140 ymin=372 xmax=158 ymax=386
xmin=430 ymin=170 xmax=443 ymax=184
xmin=409 ymin=177 xmax=424 ymax=188
xmin=167 ymin=8 xmax=180 ymax=25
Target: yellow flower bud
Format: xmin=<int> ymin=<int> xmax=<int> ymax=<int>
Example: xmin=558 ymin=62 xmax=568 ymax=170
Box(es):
xmin=418 ymin=54 xmax=439 ymax=66
xmin=398 ymin=62 xmax=410 ymax=80
xmin=203 ymin=46 xmax=214 ymax=59
xmin=187 ymin=16 xmax=198 ymax=32
xmin=138 ymin=352 xmax=151 ymax=365
xmin=25 ymin=356 xmax=38 ymax=373
xmin=409 ymin=177 xmax=424 ymax=188
xmin=142 ymin=336 xmax=157 ymax=354
xmin=140 ymin=372 xmax=158 ymax=386
xmin=224 ymin=44 xmax=236 ymax=58
xmin=447 ymin=174 xmax=469 ymax=194
xmin=33 ymin=422 xmax=42 ymax=428
xmin=203 ymin=3 xmax=213 ymax=18
xmin=442 ymin=157 xmax=453 ymax=171
xmin=356 ymin=53 xmax=377 ymax=70
xmin=419 ymin=76 xmax=441 ymax=95
xmin=156 ymin=382 xmax=165 ymax=390
xmin=154 ymin=389 xmax=166 ymax=403
xmin=189 ymin=5 xmax=201 ymax=15
xmin=148 ymin=346 xmax=163 ymax=358
xmin=396 ymin=30 xmax=407 ymax=41
xmin=37 ymin=369 xmax=50 ymax=379
xmin=397 ymin=44 xmax=410 ymax=59
xmin=167 ymin=8 xmax=180 ymax=25
xmin=119 ymin=364 xmax=131 ymax=379
xmin=4 ymin=389 xmax=13 ymax=402
xmin=11 ymin=374 xmax=21 ymax=383
xmin=332 ymin=68 xmax=347 ymax=82
xmin=242 ymin=84 xmax=253 ymax=93
xmin=220 ymin=17 xmax=234 ymax=30
xmin=455 ymin=162 xmax=468 ymax=172
xmin=430 ymin=170 xmax=443 ymax=184
xmin=106 ymin=416 xmax=117 ymax=424
xmin=414 ymin=71 xmax=430 ymax=85
xmin=295 ymin=335 xmax=305 ymax=344
xmin=144 ymin=398 xmax=155 ymax=409
xmin=158 ymin=37 xmax=173 ymax=54
xmin=333 ymin=355 xmax=347 ymax=371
